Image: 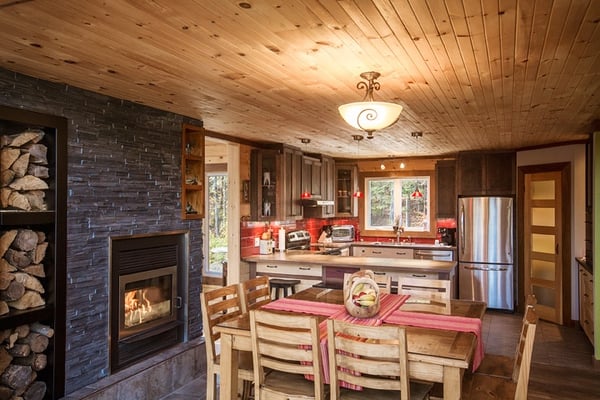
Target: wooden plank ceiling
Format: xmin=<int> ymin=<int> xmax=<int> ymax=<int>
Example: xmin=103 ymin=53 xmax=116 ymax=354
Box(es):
xmin=0 ymin=0 xmax=597 ymax=158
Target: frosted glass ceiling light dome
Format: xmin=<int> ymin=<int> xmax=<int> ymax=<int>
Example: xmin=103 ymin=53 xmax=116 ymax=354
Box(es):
xmin=338 ymin=71 xmax=403 ymax=139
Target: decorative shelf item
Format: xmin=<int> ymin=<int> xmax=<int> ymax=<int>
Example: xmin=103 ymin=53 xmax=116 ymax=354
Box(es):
xmin=181 ymin=124 xmax=205 ymax=219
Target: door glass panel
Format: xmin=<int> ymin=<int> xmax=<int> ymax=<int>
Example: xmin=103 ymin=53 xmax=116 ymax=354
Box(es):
xmin=532 ymin=207 xmax=555 ymax=227
xmin=533 ymin=285 xmax=556 ymax=307
xmin=531 ymin=233 xmax=555 ymax=254
xmin=531 ymin=180 xmax=555 ymax=200
xmin=531 ymin=259 xmax=555 ymax=280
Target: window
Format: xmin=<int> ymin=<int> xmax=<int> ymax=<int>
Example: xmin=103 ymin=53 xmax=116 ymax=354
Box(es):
xmin=365 ymin=176 xmax=430 ymax=232
xmin=206 ymin=172 xmax=228 ymax=274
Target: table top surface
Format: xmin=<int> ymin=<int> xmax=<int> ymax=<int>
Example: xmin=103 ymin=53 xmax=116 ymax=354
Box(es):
xmin=215 ymin=287 xmax=486 ymax=367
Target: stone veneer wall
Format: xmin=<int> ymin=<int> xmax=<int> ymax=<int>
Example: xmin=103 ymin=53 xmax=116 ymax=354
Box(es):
xmin=0 ymin=68 xmax=204 ymax=394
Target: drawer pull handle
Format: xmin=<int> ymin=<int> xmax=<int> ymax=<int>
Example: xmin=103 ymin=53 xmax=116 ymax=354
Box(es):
xmin=372 ymin=251 xmax=382 ymax=254
xmin=299 ymin=267 xmax=311 ymax=270
xmin=266 ymin=265 xmax=278 ymax=269
xmin=411 ymin=274 xmax=427 ymax=278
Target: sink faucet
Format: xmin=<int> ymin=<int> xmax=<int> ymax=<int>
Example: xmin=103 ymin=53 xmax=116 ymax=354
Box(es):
xmin=392 ymin=225 xmax=404 ymax=244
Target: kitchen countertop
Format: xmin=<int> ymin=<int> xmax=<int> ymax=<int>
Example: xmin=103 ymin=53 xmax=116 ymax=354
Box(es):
xmin=243 ymin=250 xmax=456 ymax=274
xmin=310 ymin=241 xmax=456 ymax=250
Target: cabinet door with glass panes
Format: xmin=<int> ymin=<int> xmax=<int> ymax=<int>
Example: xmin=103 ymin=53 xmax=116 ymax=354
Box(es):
xmin=335 ymin=163 xmax=358 ymax=217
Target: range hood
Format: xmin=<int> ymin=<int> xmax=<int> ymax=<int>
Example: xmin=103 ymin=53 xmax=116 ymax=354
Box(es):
xmin=301 ymin=199 xmax=335 ymax=207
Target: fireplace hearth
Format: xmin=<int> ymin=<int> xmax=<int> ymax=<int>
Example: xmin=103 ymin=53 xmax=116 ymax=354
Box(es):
xmin=110 ymin=232 xmax=187 ymax=372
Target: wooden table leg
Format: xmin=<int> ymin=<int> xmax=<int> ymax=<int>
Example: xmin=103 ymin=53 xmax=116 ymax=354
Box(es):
xmin=219 ymin=332 xmax=239 ymax=399
xmin=443 ymin=365 xmax=462 ymax=400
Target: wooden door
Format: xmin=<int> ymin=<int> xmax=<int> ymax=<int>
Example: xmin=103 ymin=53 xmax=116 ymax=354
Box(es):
xmin=523 ymin=168 xmax=568 ymax=324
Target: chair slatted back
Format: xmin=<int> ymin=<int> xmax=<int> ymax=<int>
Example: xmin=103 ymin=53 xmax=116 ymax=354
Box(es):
xmin=250 ymin=309 xmax=325 ymax=399
xmin=240 ymin=276 xmax=271 ymax=312
xmin=513 ymin=306 xmax=538 ymax=399
xmin=327 ymin=319 xmax=411 ymax=400
xmin=397 ymin=277 xmax=451 ymax=300
xmin=200 ymin=284 xmax=244 ymax=362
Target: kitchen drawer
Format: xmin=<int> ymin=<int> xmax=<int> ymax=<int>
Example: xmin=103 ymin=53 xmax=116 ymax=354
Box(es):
xmin=352 ymin=246 xmax=413 ymax=259
xmin=256 ymin=262 xmax=322 ymax=278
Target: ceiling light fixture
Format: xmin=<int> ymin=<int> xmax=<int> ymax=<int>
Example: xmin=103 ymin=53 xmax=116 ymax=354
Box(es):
xmin=338 ymin=71 xmax=403 ymax=139
xmin=410 ymin=132 xmax=423 ymax=199
xmin=352 ymin=135 xmax=364 ymax=198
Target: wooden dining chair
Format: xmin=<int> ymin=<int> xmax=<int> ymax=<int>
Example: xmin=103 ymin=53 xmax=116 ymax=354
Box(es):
xmin=343 ymin=272 xmax=391 ymax=294
xmin=397 ymin=277 xmax=451 ymax=300
xmin=240 ymin=275 xmax=271 ymax=312
xmin=462 ymin=306 xmax=539 ymax=400
xmin=200 ymin=284 xmax=253 ymax=400
xmin=250 ymin=309 xmax=327 ymax=400
xmin=372 ymin=271 xmax=392 ymax=294
xmin=326 ymin=319 xmax=433 ymax=400
xmin=475 ymin=294 xmax=538 ymax=378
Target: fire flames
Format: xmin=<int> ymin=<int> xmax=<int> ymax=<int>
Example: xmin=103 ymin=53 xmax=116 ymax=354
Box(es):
xmin=124 ymin=287 xmax=170 ymax=328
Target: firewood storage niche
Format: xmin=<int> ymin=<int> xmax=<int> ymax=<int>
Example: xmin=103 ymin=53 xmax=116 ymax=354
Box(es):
xmin=0 ymin=105 xmax=67 ymax=400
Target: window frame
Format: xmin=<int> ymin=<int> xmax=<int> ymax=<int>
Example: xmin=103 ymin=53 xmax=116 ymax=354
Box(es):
xmin=359 ymin=170 xmax=437 ymax=239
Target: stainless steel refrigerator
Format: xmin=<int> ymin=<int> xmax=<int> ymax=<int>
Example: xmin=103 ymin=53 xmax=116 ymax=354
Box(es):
xmin=458 ymin=196 xmax=514 ymax=310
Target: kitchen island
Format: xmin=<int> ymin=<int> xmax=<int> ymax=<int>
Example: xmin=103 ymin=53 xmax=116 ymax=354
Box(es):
xmin=244 ymin=250 xmax=457 ymax=296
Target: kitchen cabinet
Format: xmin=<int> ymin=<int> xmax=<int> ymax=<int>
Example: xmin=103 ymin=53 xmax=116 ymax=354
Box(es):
xmin=578 ymin=265 xmax=594 ymax=344
xmin=457 ymin=151 xmax=515 ymax=196
xmin=303 ymin=154 xmax=336 ymax=218
xmin=0 ymin=105 xmax=66 ymax=398
xmin=254 ymin=262 xmax=322 ymax=293
xmin=181 ymin=124 xmax=205 ymax=219
xmin=435 ymin=159 xmax=456 ymax=218
xmin=301 ymin=154 xmax=322 ymax=198
xmin=251 ymin=145 xmax=303 ymax=220
xmin=335 ymin=163 xmax=358 ymax=217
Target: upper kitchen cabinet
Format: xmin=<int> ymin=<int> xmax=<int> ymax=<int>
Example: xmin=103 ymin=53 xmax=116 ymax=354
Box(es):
xmin=301 ymin=154 xmax=323 ymax=198
xmin=335 ymin=163 xmax=358 ymax=217
xmin=181 ymin=124 xmax=205 ymax=219
xmin=457 ymin=151 xmax=515 ymax=196
xmin=303 ymin=154 xmax=335 ymax=218
xmin=435 ymin=159 xmax=456 ymax=218
xmin=251 ymin=145 xmax=303 ymax=221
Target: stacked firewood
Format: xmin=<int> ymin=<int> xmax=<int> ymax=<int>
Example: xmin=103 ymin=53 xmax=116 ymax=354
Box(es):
xmin=0 ymin=323 xmax=52 ymax=400
xmin=0 ymin=230 xmax=47 ymax=316
xmin=1 ymin=129 xmax=49 ymax=211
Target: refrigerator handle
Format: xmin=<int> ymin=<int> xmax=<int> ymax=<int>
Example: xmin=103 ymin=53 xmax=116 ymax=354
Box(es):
xmin=506 ymin=203 xmax=512 ymax=259
xmin=460 ymin=203 xmax=465 ymax=255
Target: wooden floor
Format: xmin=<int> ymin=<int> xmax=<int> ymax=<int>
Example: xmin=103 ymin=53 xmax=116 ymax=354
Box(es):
xmin=162 ymin=310 xmax=600 ymax=399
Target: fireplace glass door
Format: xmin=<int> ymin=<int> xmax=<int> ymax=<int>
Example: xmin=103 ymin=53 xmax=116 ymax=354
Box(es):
xmin=119 ymin=265 xmax=177 ymax=339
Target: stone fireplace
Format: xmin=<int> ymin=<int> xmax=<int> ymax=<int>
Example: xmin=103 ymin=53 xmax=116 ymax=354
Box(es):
xmin=109 ymin=232 xmax=187 ymax=372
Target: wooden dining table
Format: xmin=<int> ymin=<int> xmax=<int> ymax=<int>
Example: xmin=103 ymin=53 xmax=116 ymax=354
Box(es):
xmin=214 ymin=287 xmax=486 ymax=400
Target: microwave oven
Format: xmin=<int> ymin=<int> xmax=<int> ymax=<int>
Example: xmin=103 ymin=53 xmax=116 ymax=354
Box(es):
xmin=331 ymin=225 xmax=355 ymax=242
